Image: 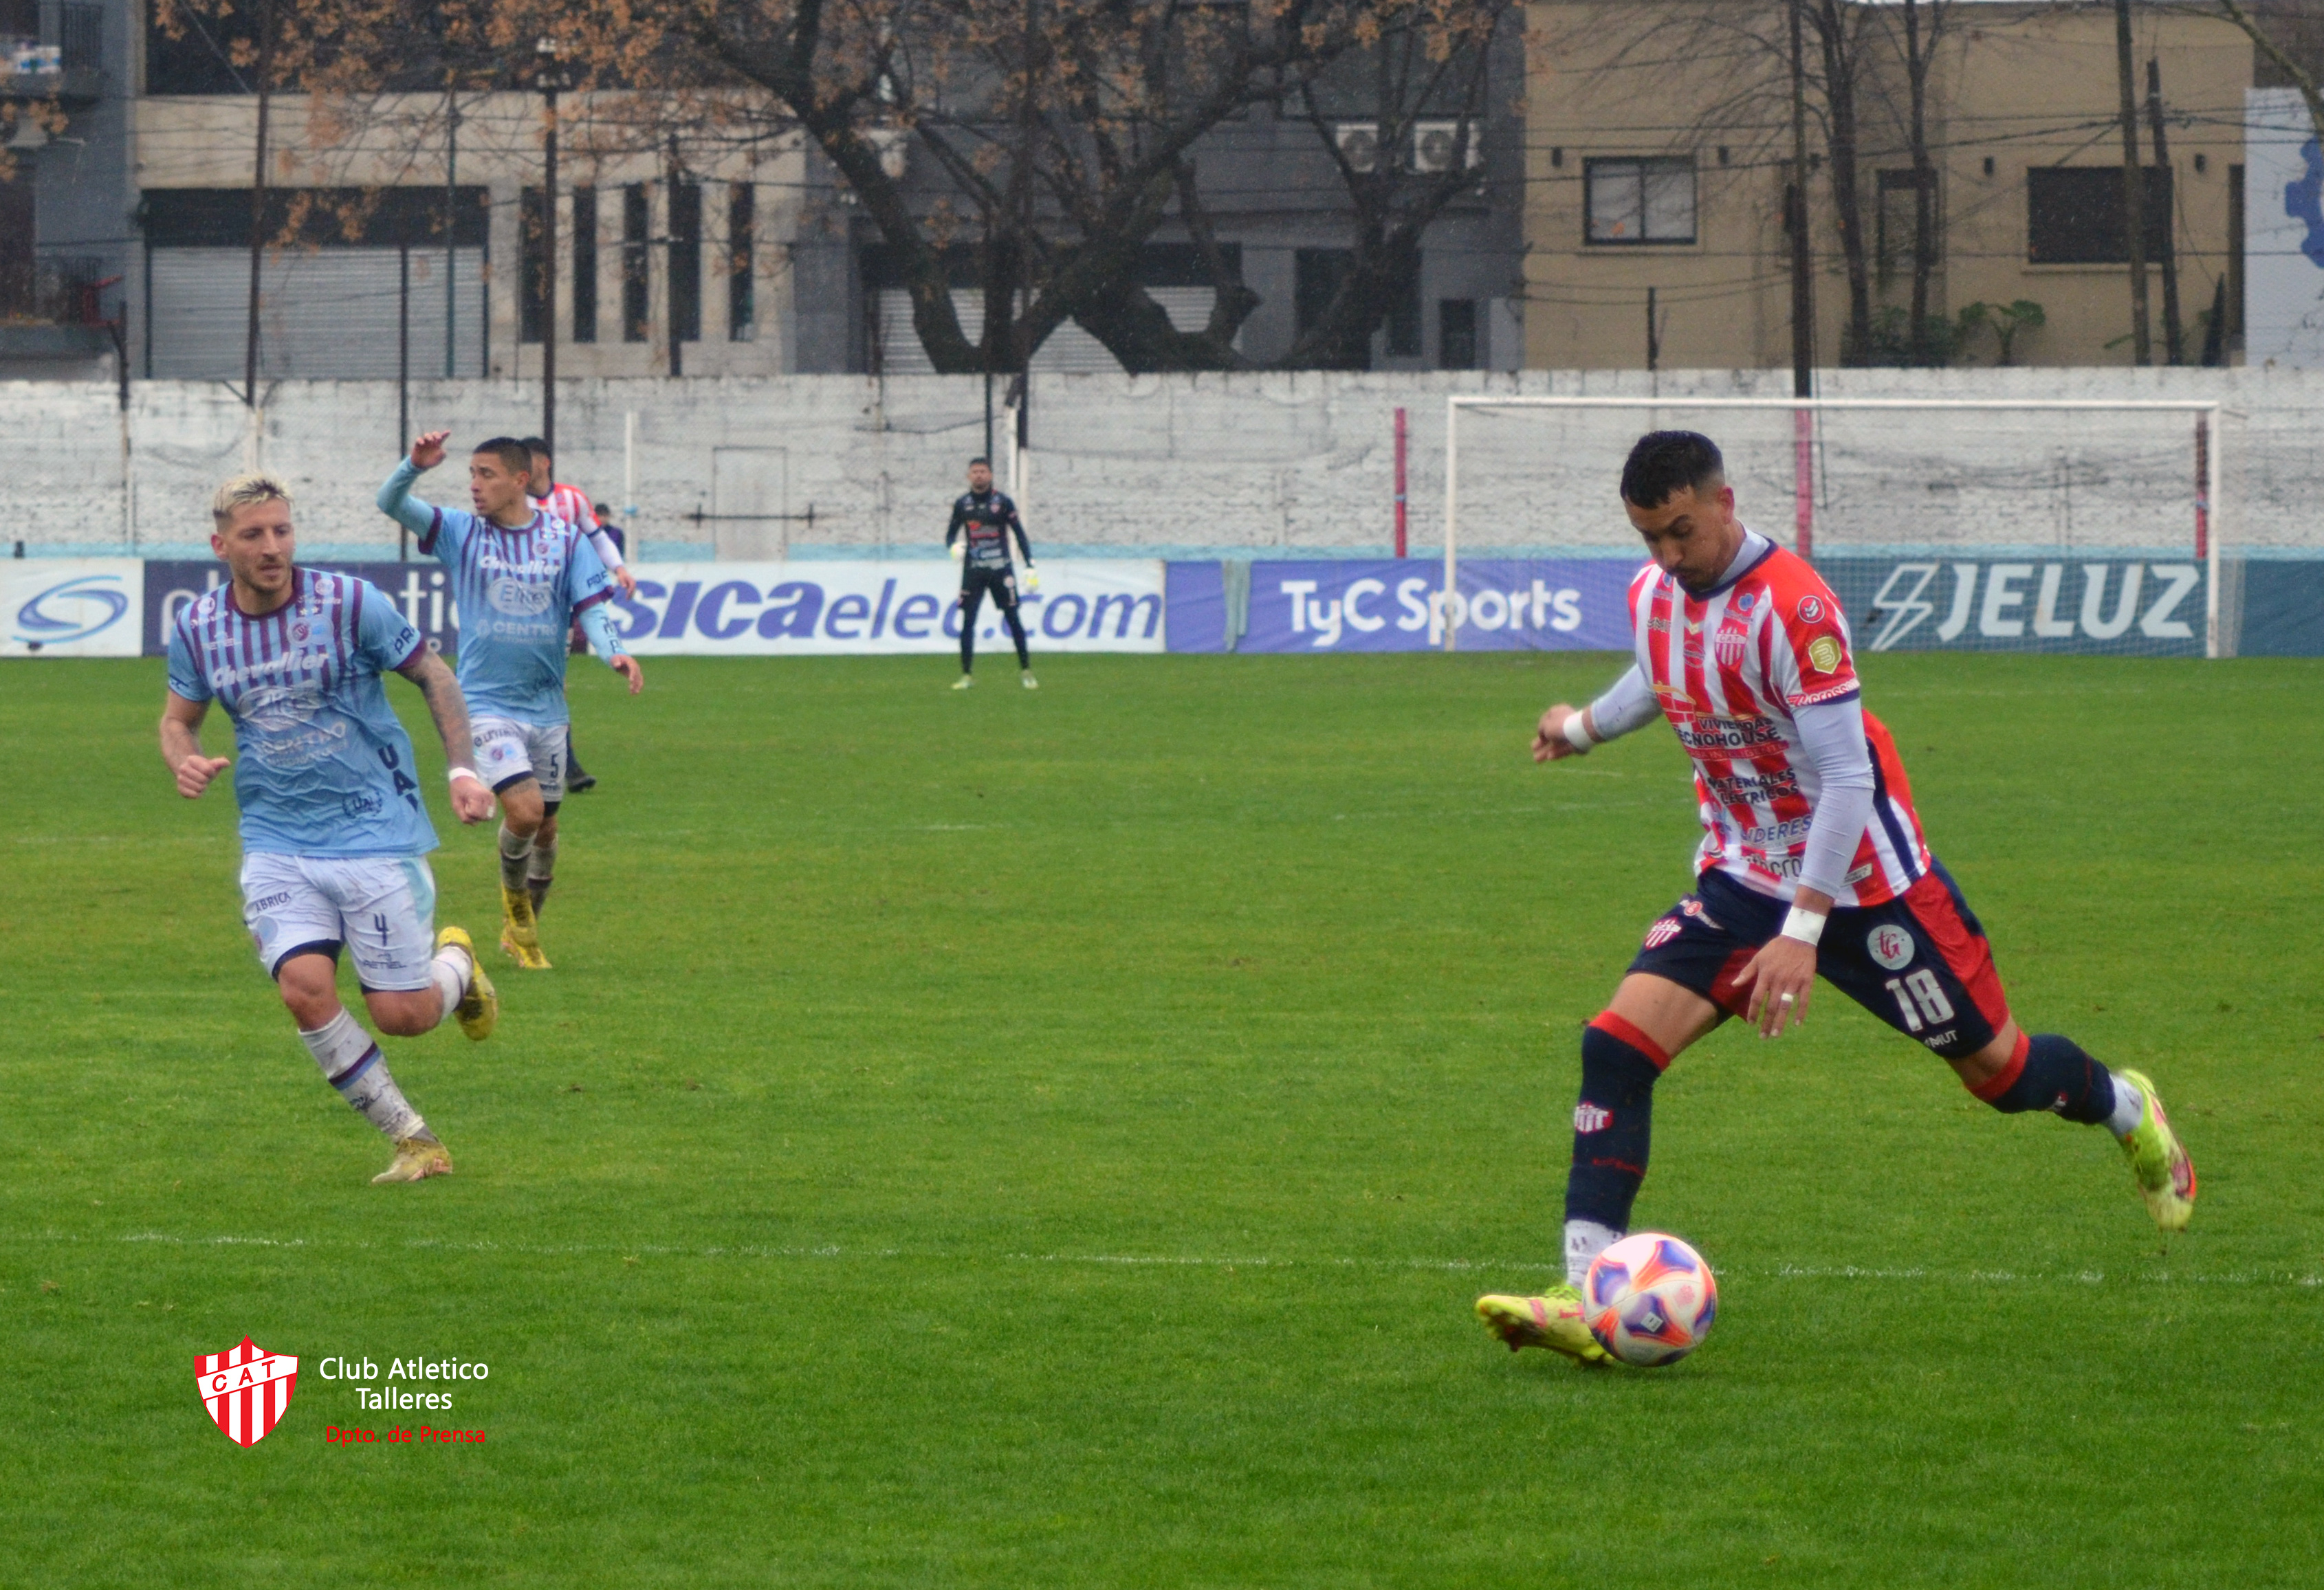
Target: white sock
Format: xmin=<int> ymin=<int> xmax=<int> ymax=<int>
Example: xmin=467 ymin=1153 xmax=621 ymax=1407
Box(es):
xmin=2105 ymin=1076 xmax=2145 ymax=1139
xmin=298 ymin=1011 xmax=426 ymax=1141
xmin=430 ymin=942 xmax=473 ymax=1023
xmin=1565 ymin=1219 xmax=1622 ymax=1288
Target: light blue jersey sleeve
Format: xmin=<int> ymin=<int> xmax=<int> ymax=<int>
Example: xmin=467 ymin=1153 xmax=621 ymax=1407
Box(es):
xmin=566 ymin=531 xmax=613 ymax=612
xmin=166 ymin=616 xmax=210 ymax=701
xmin=377 ymin=458 xmax=471 ymax=564
xmin=356 ymin=578 xmax=427 ymax=674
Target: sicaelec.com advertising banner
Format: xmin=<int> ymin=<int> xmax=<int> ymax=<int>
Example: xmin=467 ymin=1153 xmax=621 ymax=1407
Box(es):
xmin=1234 ymin=559 xmax=1638 ymax=652
xmin=613 ymin=560 xmax=1165 ymax=655
xmin=138 ymin=559 xmax=1165 ymax=656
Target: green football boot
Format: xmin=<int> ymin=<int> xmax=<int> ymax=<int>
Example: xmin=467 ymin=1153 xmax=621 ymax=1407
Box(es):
xmin=1476 ymin=1286 xmax=1613 ymax=1367
xmin=2114 ymin=1068 xmax=2196 ymax=1233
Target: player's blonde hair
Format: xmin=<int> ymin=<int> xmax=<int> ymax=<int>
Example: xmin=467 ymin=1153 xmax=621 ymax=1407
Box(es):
xmin=211 ymin=472 xmax=294 ymax=531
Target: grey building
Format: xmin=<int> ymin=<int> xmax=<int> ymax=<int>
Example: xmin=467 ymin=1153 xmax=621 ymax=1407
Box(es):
xmin=1 ymin=0 xmax=133 ymax=379
xmin=789 ymin=25 xmax=1527 ymax=376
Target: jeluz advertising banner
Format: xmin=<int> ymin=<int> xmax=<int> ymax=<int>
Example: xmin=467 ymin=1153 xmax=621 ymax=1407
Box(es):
xmin=5 ymin=559 xmax=146 ymax=658
xmin=1237 ymin=559 xmax=1638 ymax=652
xmin=1820 ymin=557 xmax=2207 ymax=656
xmin=613 ymin=561 xmax=1165 ymax=655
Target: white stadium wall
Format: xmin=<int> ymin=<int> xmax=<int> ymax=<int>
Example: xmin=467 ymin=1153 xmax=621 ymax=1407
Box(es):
xmin=12 ymin=366 xmax=2324 ymax=566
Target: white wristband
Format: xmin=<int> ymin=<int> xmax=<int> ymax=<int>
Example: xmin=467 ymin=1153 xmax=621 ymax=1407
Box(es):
xmin=448 ymin=766 xmax=483 ymax=788
xmin=1779 ymin=905 xmax=1827 ymax=947
xmin=1562 ymin=710 xmax=1596 ymax=752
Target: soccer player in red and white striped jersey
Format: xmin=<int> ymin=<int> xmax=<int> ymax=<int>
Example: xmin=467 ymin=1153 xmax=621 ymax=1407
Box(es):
xmin=523 ymin=439 xmax=636 ymax=599
xmin=1476 ymin=431 xmax=2196 ymax=1367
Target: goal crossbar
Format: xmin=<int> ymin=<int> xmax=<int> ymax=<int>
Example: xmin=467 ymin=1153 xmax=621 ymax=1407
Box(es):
xmin=1441 ymin=395 xmax=2226 ymax=658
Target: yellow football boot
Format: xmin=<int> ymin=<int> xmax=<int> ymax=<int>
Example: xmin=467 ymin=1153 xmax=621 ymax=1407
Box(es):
xmin=372 ymin=1136 xmax=452 ymax=1184
xmin=2115 ymin=1068 xmax=2196 ymax=1233
xmin=1476 ymin=1286 xmax=1614 ymax=1367
xmin=498 ymin=885 xmax=551 ymax=970
xmin=434 ymin=926 xmax=496 ymax=1041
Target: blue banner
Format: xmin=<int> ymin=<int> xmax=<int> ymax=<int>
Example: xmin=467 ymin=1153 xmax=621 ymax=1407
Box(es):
xmin=1820 ymin=557 xmax=2208 ymax=656
xmin=1232 ymin=560 xmax=1638 ymax=652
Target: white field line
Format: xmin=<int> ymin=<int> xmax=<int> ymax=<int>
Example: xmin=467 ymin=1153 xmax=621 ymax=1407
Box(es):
xmin=2 ymin=1230 xmax=2316 ymax=1289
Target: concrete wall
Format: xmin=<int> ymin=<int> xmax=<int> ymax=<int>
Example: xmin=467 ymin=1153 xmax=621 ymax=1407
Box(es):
xmin=6 ymin=366 xmax=2323 ymax=561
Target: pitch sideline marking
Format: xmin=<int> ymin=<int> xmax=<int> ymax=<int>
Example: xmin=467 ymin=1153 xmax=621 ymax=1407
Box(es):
xmin=1 ymin=1230 xmax=2312 ymax=1290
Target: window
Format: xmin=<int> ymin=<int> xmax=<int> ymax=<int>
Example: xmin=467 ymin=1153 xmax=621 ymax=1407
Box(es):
xmin=571 ymin=188 xmax=598 ymax=344
xmin=622 ymin=184 xmax=650 ymax=343
xmin=2026 ymin=166 xmax=2169 ymax=265
xmin=1875 ymin=168 xmax=1936 ymax=280
xmin=519 ymin=188 xmax=548 ymax=344
xmin=669 ymin=180 xmax=701 ymax=344
xmin=1585 ymin=157 xmax=1695 ymax=245
xmin=729 ymin=183 xmax=755 ymax=342
xmin=1294 ymin=247 xmax=1354 ymax=335
xmin=0 ymin=174 xmax=30 ymax=318
xmin=1294 ymin=249 xmax=1364 ymax=369
xmin=1385 ymin=269 xmax=1421 ymax=357
xmin=1438 ymin=298 xmax=1478 ymax=370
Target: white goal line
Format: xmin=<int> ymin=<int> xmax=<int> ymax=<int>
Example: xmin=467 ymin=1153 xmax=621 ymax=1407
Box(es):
xmin=1440 ymin=395 xmax=2227 ymax=658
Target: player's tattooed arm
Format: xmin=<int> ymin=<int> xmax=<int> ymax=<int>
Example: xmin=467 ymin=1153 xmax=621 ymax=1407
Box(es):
xmin=396 ymin=650 xmax=494 ymax=824
xmin=160 ymin=692 xmax=230 ymax=799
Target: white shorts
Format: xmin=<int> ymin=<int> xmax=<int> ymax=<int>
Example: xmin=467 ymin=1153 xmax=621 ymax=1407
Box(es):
xmin=474 ymin=717 xmax=570 ymax=803
xmin=241 ymin=853 xmax=439 ymax=992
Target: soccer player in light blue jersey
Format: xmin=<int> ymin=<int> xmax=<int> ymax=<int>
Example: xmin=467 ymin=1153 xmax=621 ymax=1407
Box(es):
xmin=377 ymin=430 xmax=644 ymax=970
xmin=161 ymin=473 xmax=501 ymax=1186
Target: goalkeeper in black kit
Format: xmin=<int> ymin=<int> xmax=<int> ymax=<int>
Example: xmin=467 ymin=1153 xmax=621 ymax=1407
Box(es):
xmin=945 ymin=456 xmax=1038 ymax=689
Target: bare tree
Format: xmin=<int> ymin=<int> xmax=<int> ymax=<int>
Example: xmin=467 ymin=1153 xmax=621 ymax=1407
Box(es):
xmin=1809 ymin=0 xmax=1875 ymax=364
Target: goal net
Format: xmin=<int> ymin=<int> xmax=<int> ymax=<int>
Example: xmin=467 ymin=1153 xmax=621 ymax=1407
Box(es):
xmin=1442 ymin=396 xmax=2231 ymax=658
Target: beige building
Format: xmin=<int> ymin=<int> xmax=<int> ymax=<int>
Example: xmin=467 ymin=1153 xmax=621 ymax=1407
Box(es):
xmin=1524 ymin=1 xmax=2254 ymax=369
xmin=134 ymin=90 xmax=807 ymax=379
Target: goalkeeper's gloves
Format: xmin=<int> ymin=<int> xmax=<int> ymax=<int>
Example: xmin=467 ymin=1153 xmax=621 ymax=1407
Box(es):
xmin=948 ymin=538 xmax=965 ymax=562
xmin=1020 ymin=563 xmax=1040 ymax=593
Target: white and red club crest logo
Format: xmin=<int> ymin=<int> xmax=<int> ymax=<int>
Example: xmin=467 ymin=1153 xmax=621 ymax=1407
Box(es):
xmin=196 ymin=1337 xmax=299 ymax=1446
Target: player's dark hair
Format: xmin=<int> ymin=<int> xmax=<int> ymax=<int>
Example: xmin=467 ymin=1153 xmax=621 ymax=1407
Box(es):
xmin=1620 ymin=430 xmax=1725 ymax=509
xmin=473 ymin=437 xmax=536 ymax=480
xmin=518 ymin=435 xmax=551 ymax=459
xmin=968 ymin=456 xmax=991 ymax=469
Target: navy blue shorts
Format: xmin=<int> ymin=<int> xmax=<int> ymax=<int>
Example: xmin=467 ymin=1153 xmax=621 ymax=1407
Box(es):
xmin=1627 ymin=863 xmax=2013 ymax=1058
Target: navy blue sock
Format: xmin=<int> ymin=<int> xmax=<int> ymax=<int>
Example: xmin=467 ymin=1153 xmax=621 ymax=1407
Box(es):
xmin=1971 ymin=1033 xmax=2118 ymax=1125
xmin=1564 ymin=1017 xmax=1666 ymax=1231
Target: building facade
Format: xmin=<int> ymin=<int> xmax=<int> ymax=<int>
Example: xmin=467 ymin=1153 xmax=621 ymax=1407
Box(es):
xmin=1524 ymin=0 xmax=2256 ymax=369
xmin=1 ymin=0 xmax=133 ymax=379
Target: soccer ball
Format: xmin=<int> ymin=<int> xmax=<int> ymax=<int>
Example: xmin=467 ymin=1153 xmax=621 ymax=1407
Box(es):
xmin=1583 ymin=1232 xmax=1718 ymax=1367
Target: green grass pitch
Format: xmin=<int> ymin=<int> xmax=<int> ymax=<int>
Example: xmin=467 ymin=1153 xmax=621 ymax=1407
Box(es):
xmin=4 ymin=650 xmax=2321 ymax=1586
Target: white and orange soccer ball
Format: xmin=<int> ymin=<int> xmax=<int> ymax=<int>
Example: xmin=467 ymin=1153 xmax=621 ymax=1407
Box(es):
xmin=1583 ymin=1232 xmax=1718 ymax=1367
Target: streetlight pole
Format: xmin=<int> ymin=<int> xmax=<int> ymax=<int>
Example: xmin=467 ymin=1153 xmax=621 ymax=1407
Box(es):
xmin=535 ymin=37 xmax=569 ymax=459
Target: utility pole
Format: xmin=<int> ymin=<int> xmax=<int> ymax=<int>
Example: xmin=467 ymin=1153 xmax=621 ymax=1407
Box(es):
xmin=243 ymin=0 xmax=278 ymax=407
xmin=1787 ymin=0 xmax=1814 ymax=398
xmin=2146 ymin=56 xmax=2185 ymax=365
xmin=445 ymin=88 xmax=459 ymax=379
xmin=535 ymin=37 xmax=569 ymax=457
xmin=1788 ymin=0 xmax=1816 ymax=560
xmin=2114 ymin=0 xmax=2151 ymax=366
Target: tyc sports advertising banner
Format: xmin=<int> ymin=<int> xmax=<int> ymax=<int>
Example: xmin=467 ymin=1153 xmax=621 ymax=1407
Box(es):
xmin=1229 ymin=560 xmax=1638 ymax=652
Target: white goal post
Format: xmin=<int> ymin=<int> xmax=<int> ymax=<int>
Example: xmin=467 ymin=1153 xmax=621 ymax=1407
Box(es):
xmin=1441 ymin=395 xmax=2226 ymax=659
